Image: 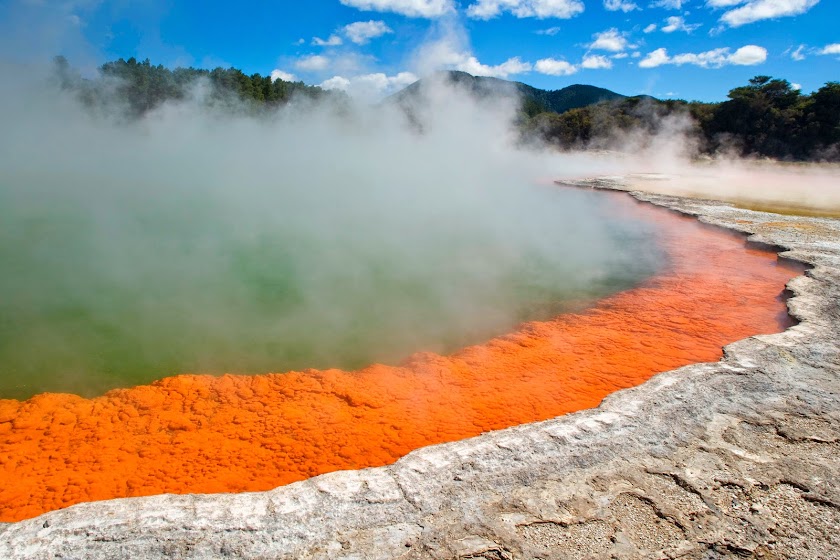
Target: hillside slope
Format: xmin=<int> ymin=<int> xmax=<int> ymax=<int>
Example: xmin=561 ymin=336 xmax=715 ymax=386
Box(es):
xmin=389 ymin=70 xmax=628 ymax=114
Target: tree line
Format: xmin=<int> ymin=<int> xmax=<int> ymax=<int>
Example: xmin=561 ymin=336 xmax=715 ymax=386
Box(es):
xmin=53 ymin=56 xmax=337 ymax=116
xmin=53 ymin=57 xmax=838 ymax=161
xmin=523 ymin=76 xmax=840 ymax=161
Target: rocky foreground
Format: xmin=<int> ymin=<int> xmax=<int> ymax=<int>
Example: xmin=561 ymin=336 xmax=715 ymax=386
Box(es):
xmin=2 ymin=183 xmax=839 ymax=559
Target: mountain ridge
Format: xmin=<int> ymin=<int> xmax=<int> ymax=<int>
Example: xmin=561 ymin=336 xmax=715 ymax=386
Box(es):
xmin=388 ymin=70 xmax=637 ymax=115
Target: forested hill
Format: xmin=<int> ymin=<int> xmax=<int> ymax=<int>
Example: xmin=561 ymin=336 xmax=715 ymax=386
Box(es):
xmin=53 ymin=56 xmax=337 ymax=116
xmin=388 ymin=70 xmax=628 ymax=116
xmin=51 ymin=57 xmax=839 ymax=161
xmin=523 ymin=76 xmax=840 ymax=161
xmin=387 ymin=70 xmax=839 ymax=160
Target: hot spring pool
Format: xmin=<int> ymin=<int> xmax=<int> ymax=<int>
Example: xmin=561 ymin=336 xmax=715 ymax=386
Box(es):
xmin=0 ymin=189 xmax=802 ymax=522
xmin=0 ymin=186 xmax=663 ymax=400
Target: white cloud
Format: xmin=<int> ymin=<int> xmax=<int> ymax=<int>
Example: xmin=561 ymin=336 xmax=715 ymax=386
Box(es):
xmin=639 ymin=47 xmax=671 ymax=67
xmin=792 ymin=82 xmax=802 ymax=90
xmin=535 ymin=58 xmax=578 ymax=75
xmin=790 ymin=44 xmax=806 ymax=60
xmin=643 ymin=23 xmax=657 ymax=32
xmin=661 ymin=15 xmax=701 ymax=33
xmin=320 ymin=76 xmax=352 ymax=90
xmin=820 ymin=43 xmax=840 ymax=55
xmin=650 ymin=0 xmax=684 ymax=8
xmin=295 ymin=55 xmax=330 ymax=72
xmin=639 ymin=44 xmax=767 ymax=68
xmin=720 ymin=0 xmax=820 ymax=27
xmin=589 ymin=28 xmax=630 ymax=52
xmin=604 ymin=0 xmax=639 ymax=12
xmin=728 ymin=44 xmax=768 ymax=64
xmin=458 ymin=56 xmax=533 ymax=77
xmin=613 ymin=52 xmax=629 ymax=58
xmin=312 ymin=35 xmax=343 ymax=47
xmin=668 ymin=49 xmax=731 ymax=66
xmin=343 ymin=20 xmax=393 ymax=45
xmin=413 ymin=33 xmax=533 ymax=78
xmin=466 ymin=0 xmax=585 ymax=20
xmin=581 ymin=54 xmax=613 ymax=69
xmin=535 ymin=26 xmax=562 ymax=35
xmin=320 ymin=71 xmax=418 ymax=99
xmin=706 ymin=0 xmax=746 ymax=6
xmin=339 ymin=0 xmax=454 ymax=18
xmin=271 ymin=69 xmax=298 ymax=82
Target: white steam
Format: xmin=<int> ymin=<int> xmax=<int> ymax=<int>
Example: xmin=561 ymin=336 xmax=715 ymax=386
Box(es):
xmin=0 ymin=64 xmax=664 ymax=398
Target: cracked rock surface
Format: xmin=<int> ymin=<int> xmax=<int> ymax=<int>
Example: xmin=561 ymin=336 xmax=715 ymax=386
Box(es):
xmin=2 ymin=183 xmax=839 ymax=559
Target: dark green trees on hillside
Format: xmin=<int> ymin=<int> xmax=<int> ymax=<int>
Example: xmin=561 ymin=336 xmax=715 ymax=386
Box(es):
xmin=55 ymin=56 xmax=334 ymax=116
xmin=525 ymin=75 xmax=840 ymax=161
xmin=806 ymin=82 xmax=840 ymax=154
xmin=702 ymin=76 xmax=839 ymax=159
xmin=54 ymin=57 xmax=839 ymax=161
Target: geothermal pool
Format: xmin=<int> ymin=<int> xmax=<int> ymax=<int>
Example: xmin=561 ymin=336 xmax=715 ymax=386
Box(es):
xmin=0 ymin=190 xmax=802 ymax=523
xmin=0 ymin=186 xmax=660 ymax=400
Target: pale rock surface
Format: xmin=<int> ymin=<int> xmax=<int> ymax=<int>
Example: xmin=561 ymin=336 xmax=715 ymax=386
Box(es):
xmin=2 ymin=183 xmax=839 ymax=559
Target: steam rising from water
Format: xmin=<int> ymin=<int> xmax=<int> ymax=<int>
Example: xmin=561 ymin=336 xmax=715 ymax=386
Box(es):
xmin=621 ymin=162 xmax=840 ymax=216
xmin=0 ymin=68 xmax=664 ymax=399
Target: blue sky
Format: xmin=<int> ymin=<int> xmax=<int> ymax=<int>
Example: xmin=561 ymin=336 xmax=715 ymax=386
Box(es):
xmin=1 ymin=0 xmax=838 ymax=101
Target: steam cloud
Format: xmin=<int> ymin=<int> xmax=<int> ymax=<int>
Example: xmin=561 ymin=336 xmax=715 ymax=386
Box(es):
xmin=0 ymin=65 xmax=665 ymax=398
xmin=6 ymin=37 xmax=836 ymax=400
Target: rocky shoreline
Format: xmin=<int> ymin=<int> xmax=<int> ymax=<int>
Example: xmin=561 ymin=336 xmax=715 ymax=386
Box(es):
xmin=2 ymin=182 xmax=839 ymax=559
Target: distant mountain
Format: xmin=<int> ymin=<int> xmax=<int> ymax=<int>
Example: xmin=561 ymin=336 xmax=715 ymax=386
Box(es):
xmin=388 ymin=71 xmax=630 ymax=115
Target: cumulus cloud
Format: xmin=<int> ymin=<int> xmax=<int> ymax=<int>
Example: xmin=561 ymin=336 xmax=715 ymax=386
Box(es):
xmin=339 ymin=0 xmax=454 ymax=18
xmin=270 ymin=69 xmax=298 ymax=82
xmin=295 ymin=55 xmax=330 ymax=72
xmin=466 ymin=0 xmax=585 ymax=20
xmin=313 ymin=35 xmax=343 ymax=47
xmin=589 ymin=28 xmax=630 ymax=52
xmin=639 ymin=44 xmax=767 ymax=68
xmin=728 ymin=44 xmax=768 ymax=64
xmin=581 ymin=54 xmax=613 ymax=69
xmin=706 ymin=0 xmax=747 ymax=6
xmin=661 ymin=16 xmax=701 ymax=33
xmin=534 ymin=58 xmax=578 ymax=75
xmin=643 ymin=23 xmax=657 ymax=32
xmin=535 ymin=26 xmax=562 ymax=35
xmin=459 ymin=56 xmax=533 ymax=77
xmin=719 ymin=0 xmax=820 ymax=27
xmin=320 ymin=76 xmax=352 ymax=90
xmin=311 ymin=20 xmax=392 ymax=49
xmin=604 ymin=0 xmax=639 ymax=12
xmin=343 ymin=20 xmax=394 ymax=45
xmin=319 ymin=71 xmax=417 ymax=99
xmin=820 ymin=43 xmax=840 ymax=55
xmin=638 ymin=48 xmax=670 ymax=68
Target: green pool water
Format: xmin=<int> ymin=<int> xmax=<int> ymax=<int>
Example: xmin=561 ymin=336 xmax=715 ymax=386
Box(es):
xmin=0 ymin=184 xmax=663 ymax=400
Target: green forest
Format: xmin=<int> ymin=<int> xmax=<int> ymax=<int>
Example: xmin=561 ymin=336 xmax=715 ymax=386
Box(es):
xmin=55 ymin=57 xmax=839 ymax=161
xmin=54 ymin=56 xmax=336 ymax=116
xmin=524 ymin=76 xmax=840 ymax=161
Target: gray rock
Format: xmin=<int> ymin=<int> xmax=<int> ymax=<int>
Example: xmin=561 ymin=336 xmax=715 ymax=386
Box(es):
xmin=3 ymin=184 xmax=839 ymax=559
